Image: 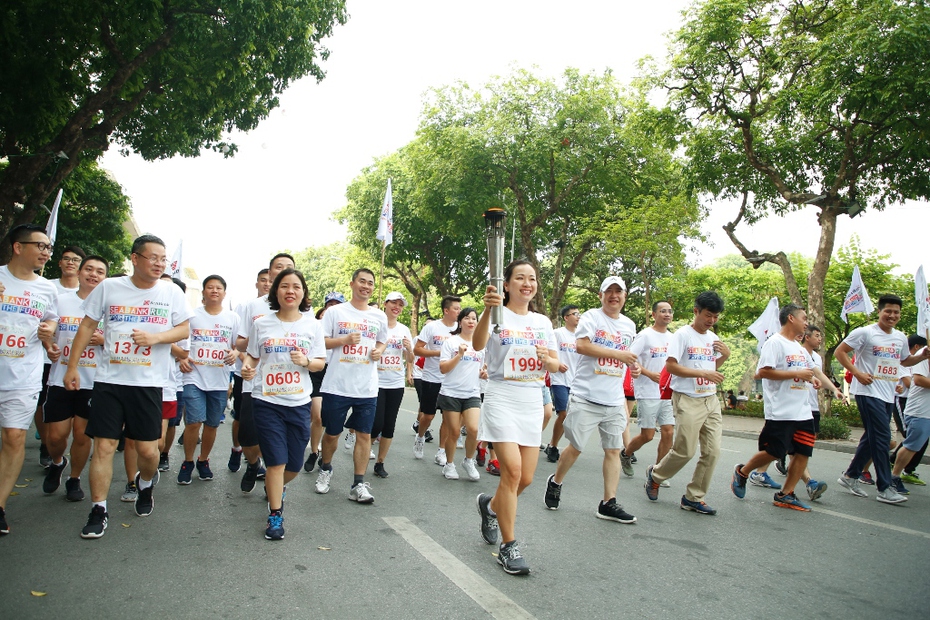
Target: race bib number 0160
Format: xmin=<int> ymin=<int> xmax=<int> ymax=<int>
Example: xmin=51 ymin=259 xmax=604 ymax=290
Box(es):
xmin=110 ymin=332 xmax=152 ymax=366
xmin=262 ymin=363 xmax=304 ymax=397
xmin=504 ymin=345 xmax=545 ymax=382
xmin=192 ymin=342 xmax=227 ymax=367
xmin=0 ymin=324 xmax=28 ymax=358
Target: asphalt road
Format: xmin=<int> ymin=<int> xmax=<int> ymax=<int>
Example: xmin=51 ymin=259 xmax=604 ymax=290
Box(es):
xmin=2 ymin=388 xmax=928 ymax=619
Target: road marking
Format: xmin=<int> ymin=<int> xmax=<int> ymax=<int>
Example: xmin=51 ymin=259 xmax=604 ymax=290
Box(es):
xmin=383 ymin=516 xmax=535 ymax=620
xmin=719 ymin=448 xmax=739 ymax=453
xmin=817 ymin=507 xmax=930 ymax=540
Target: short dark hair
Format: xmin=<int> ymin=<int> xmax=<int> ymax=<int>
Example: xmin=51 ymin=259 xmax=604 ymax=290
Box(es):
xmin=7 ymin=224 xmax=47 ymax=249
xmin=878 ymin=294 xmax=902 ymax=310
xmin=80 ymin=255 xmax=109 ymax=273
xmin=450 ymin=307 xmax=478 ymax=335
xmin=352 ymin=268 xmax=375 ymax=282
xmin=60 ymin=245 xmax=86 ymax=259
xmin=803 ymin=324 xmax=822 ymax=340
xmin=652 ymin=300 xmax=671 ymax=312
xmin=694 ymin=291 xmax=724 ymax=314
xmin=268 ymin=268 xmax=310 ymax=312
xmin=202 ymin=274 xmax=227 ymax=290
xmin=442 ymin=295 xmax=463 ymax=311
xmin=908 ymin=334 xmax=927 ymax=349
xmin=269 ymin=253 xmax=295 ymax=269
xmin=171 ymin=277 xmax=186 ymax=293
xmin=257 ymin=268 xmax=269 ymax=279
xmin=560 ymin=305 xmax=579 ymax=319
xmin=131 ymin=234 xmax=165 ymax=255
xmin=779 ymin=303 xmax=804 ymax=326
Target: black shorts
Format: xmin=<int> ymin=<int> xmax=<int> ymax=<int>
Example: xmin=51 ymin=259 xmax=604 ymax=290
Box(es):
xmin=309 ymin=364 xmax=327 ymax=399
xmin=36 ymin=363 xmax=52 ymax=413
xmin=419 ymin=380 xmax=441 ymax=416
xmin=231 ymin=374 xmax=243 ymax=421
xmin=237 ymin=392 xmax=260 ymax=447
xmin=86 ymin=383 xmax=162 ymax=442
xmin=43 ymin=385 xmax=92 ymax=423
xmin=812 ymin=411 xmax=821 ymax=435
xmin=758 ymin=418 xmax=817 ymax=460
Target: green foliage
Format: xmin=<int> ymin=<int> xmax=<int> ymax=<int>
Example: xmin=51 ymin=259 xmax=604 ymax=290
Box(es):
xmin=818 ymin=416 xmax=852 ymax=440
xmin=830 ymin=401 xmax=863 ymax=428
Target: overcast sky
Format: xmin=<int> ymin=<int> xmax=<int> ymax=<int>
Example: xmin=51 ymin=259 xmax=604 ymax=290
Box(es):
xmin=99 ymin=0 xmax=928 ymax=308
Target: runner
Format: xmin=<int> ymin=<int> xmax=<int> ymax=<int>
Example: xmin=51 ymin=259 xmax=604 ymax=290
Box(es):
xmin=543 ymin=276 xmax=638 ymax=524
xmin=892 ymin=335 xmax=930 ymax=491
xmin=834 ymin=294 xmax=930 ymax=503
xmin=545 ymin=305 xmax=580 ymax=463
xmin=314 ymin=268 xmax=388 ymax=503
xmin=177 ymin=275 xmax=239 ymax=484
xmin=66 ymin=235 xmax=191 ymax=538
xmin=0 ymin=225 xmax=59 ymax=534
xmin=622 ymin=301 xmax=675 ymax=480
xmin=645 ymin=291 xmax=730 ymax=515
xmin=473 ymin=259 xmax=558 ymax=575
xmin=241 ymin=268 xmax=325 ymax=539
xmin=730 ymin=304 xmax=819 ymax=511
xmin=235 ymin=253 xmax=296 ymax=493
xmin=371 ymin=292 xmax=413 ymax=479
xmin=413 ymin=295 xmax=461 ymax=462
xmin=42 ymin=255 xmax=108 ymax=501
xmin=438 ymin=307 xmax=485 ymax=481
xmin=303 ymin=291 xmax=345 ymax=473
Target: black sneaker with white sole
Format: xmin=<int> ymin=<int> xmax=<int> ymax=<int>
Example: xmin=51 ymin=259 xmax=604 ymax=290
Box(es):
xmin=43 ymin=456 xmax=69 ymax=494
xmin=544 ymin=474 xmax=561 ymax=510
xmin=596 ymin=498 xmax=636 ymax=523
xmin=80 ymin=505 xmax=108 ymax=539
xmin=476 ymin=493 xmax=499 ymax=545
xmin=497 ymin=541 xmax=530 ymax=575
xmin=134 ymin=471 xmax=159 ymax=517
xmin=65 ymin=477 xmax=85 ymax=502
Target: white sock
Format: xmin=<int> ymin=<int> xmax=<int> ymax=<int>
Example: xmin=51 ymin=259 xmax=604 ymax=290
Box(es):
xmin=138 ymin=477 xmax=153 ymax=491
xmin=94 ymin=500 xmax=107 ymax=512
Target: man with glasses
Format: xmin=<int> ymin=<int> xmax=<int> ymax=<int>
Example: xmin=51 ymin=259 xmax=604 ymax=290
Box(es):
xmin=64 ymin=235 xmax=192 ymax=538
xmin=0 ymin=224 xmax=60 ymax=535
xmin=544 ymin=305 xmax=581 ymax=463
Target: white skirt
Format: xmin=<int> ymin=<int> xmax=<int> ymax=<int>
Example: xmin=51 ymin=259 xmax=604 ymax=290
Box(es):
xmin=478 ymin=381 xmax=543 ymax=447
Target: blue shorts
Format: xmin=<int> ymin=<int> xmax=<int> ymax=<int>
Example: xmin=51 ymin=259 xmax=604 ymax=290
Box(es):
xmin=182 ymin=384 xmax=226 ymax=427
xmin=542 ymin=385 xmax=552 ymax=407
xmin=321 ymin=393 xmax=377 ymax=436
xmin=251 ymin=398 xmax=311 ymax=471
xmin=903 ymin=415 xmax=930 ymax=452
xmin=168 ymin=390 xmax=184 ymax=427
xmin=550 ymin=385 xmax=570 ymax=412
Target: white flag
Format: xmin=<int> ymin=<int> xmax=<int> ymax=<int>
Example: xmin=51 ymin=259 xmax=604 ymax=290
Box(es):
xmin=376 ymin=179 xmax=393 ymax=246
xmin=45 ymin=189 xmax=63 ymax=246
xmin=841 ymin=265 xmax=874 ymax=323
xmin=169 ymin=240 xmax=183 ymax=280
xmin=748 ymin=297 xmax=781 ymax=353
xmin=916 ymin=265 xmax=930 ymax=337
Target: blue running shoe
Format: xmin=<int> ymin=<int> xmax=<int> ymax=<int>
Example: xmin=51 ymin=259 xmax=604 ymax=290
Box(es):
xmin=731 ymin=464 xmax=748 ymax=499
xmin=773 ymin=491 xmax=811 ymax=511
xmin=177 ymin=460 xmax=194 ymax=485
xmin=749 ymin=471 xmax=782 ymax=489
xmin=265 ymin=511 xmax=284 ymax=540
xmin=680 ymin=495 xmax=717 ymax=515
xmin=806 ymin=480 xmax=828 ymax=501
xmin=890 ymin=476 xmax=910 ymax=495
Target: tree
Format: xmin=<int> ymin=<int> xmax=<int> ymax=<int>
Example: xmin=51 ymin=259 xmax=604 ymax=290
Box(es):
xmin=663 ymin=0 xmax=930 ymax=335
xmin=0 ymin=0 xmax=348 ymax=254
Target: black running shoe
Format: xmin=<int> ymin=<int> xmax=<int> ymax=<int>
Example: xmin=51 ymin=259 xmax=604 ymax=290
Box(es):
xmin=373 ymin=462 xmax=389 ymax=478
xmin=497 ymin=541 xmax=530 ymax=575
xmin=158 ymin=452 xmax=170 ymax=472
xmin=424 ymin=429 xmax=434 ymax=443
xmin=476 ymin=493 xmax=499 ymax=545
xmin=544 ymin=474 xmax=561 ymax=510
xmin=65 ymin=477 xmax=85 ymax=502
xmin=303 ymin=452 xmax=318 ymax=473
xmin=774 ymin=456 xmax=788 ymax=476
xmin=241 ymin=460 xmax=259 ymax=493
xmin=0 ymin=506 xmax=9 ymax=535
xmin=43 ymin=456 xmax=69 ymax=494
xmin=545 ymin=445 xmax=560 ymax=463
xmin=228 ymin=448 xmax=242 ymax=472
xmin=39 ymin=443 xmax=51 ymax=468
xmin=134 ymin=472 xmax=157 ymax=517
xmin=80 ymin=505 xmax=108 ymax=539
xmin=596 ymin=498 xmax=636 ymax=523
xmin=255 ymin=460 xmax=266 ymax=480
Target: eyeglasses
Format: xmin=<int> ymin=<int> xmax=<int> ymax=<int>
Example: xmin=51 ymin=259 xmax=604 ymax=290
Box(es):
xmin=134 ymin=252 xmax=169 ymax=266
xmin=566 ymin=312 xmax=581 ymax=317
xmin=19 ymin=241 xmax=54 ymax=253
xmin=60 ymin=256 xmax=82 ymax=263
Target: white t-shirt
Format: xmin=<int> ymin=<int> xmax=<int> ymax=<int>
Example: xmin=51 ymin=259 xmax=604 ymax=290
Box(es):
xmin=164 ymin=338 xmax=189 ymax=401
xmin=48 ymin=291 xmax=101 ymax=390
xmin=247 ymin=314 xmax=325 ymax=406
xmin=52 ymin=278 xmax=78 ymax=295
xmin=184 ymin=306 xmax=240 ymax=391
xmin=897 ymin=366 xmax=912 ymax=399
xmin=571 ymin=308 xmax=636 ymax=407
xmin=232 ymin=302 xmax=247 ymax=378
xmin=81 ymin=277 xmax=192 ymax=388
xmin=320 ymin=303 xmax=388 ymax=399
xmin=807 ymin=350 xmax=823 ymax=413
xmin=484 ymin=307 xmax=557 ymax=389
xmin=757 ymin=333 xmax=814 ymax=421
xmin=843 ymin=324 xmax=910 ymax=403
xmin=668 ymin=324 xmax=721 ymax=398
xmin=417 ymin=320 xmax=457 ymax=384
xmin=0 ymin=266 xmax=59 ymax=392
xmin=378 ymin=322 xmax=413 ymax=389
xmin=550 ymin=327 xmax=579 ymax=387
xmin=237 ymin=295 xmax=274 ymax=393
xmin=903 ymin=357 xmax=930 ymax=419
xmin=630 ymin=326 xmax=673 ymax=400
xmin=439 ymin=335 xmax=485 ymax=399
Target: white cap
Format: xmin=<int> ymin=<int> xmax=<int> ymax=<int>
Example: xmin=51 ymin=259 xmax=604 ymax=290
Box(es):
xmin=599 ymin=276 xmax=626 ymax=293
xmin=384 ymin=291 xmax=407 ymax=306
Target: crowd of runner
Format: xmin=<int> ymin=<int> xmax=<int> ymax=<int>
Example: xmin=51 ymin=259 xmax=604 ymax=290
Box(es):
xmin=1 ymin=227 xmax=927 ymax=576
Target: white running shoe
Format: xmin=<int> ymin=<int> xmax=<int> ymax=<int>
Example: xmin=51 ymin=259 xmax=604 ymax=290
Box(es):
xmin=457 ymin=434 xmax=465 ymax=449
xmin=349 ymin=481 xmax=374 ymax=503
xmin=315 ymin=469 xmax=333 ymax=494
xmin=461 ymin=458 xmax=481 ymax=481
xmin=369 ymin=450 xmax=376 ymax=460
xmin=344 ymin=433 xmax=356 ymax=452
xmin=435 ymin=449 xmax=447 ymax=466
xmin=413 ymin=436 xmax=425 ymax=459
xmin=442 ymin=463 xmax=459 ymax=479
xmin=837 ymin=474 xmax=868 ymax=498
xmin=876 ymin=486 xmax=908 ymax=504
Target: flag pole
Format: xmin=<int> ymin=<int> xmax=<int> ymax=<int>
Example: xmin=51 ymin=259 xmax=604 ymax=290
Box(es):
xmin=379 ymin=239 xmax=386 ymax=306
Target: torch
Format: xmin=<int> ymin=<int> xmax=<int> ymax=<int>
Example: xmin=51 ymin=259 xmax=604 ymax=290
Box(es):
xmin=483 ymin=208 xmax=506 ymax=332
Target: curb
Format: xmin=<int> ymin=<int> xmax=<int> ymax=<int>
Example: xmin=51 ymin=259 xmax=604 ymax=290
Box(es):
xmin=722 ymin=429 xmax=930 ymax=465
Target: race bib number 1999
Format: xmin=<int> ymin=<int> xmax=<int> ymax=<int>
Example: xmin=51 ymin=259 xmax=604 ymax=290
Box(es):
xmin=504 ymin=345 xmax=545 ymax=382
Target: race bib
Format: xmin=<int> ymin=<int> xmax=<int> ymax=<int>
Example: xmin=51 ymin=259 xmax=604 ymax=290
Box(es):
xmin=262 ymin=362 xmax=305 ymax=397
xmin=61 ymin=337 xmax=97 ymax=368
xmin=504 ymin=345 xmax=545 ymax=382
xmin=873 ymin=359 xmax=900 ymax=382
xmin=110 ymin=332 xmax=152 ymax=366
xmin=694 ymin=376 xmax=717 ymax=395
xmin=0 ymin=323 xmax=29 ymax=358
xmin=594 ymin=356 xmax=626 ymax=377
xmin=339 ymin=343 xmax=371 ymax=365
xmin=378 ymin=354 xmax=403 ymax=373
xmin=192 ymin=341 xmax=228 ymax=367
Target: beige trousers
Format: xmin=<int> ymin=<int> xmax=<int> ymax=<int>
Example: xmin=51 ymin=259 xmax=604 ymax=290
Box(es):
xmin=651 ymin=392 xmax=722 ymax=502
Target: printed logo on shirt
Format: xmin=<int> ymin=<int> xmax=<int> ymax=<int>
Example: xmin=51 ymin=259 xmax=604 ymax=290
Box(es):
xmin=1 ymin=294 xmax=49 ymax=319
xmin=431 ymin=335 xmax=447 ymax=346
xmin=108 ymin=304 xmax=169 ymax=325
xmin=648 ymin=346 xmax=667 ymax=358
xmin=686 ymin=345 xmax=716 ymax=362
xmin=337 ymin=321 xmax=379 ymax=339
xmin=785 ymin=354 xmax=809 ymax=368
xmin=559 ymin=342 xmax=576 ymax=353
xmin=872 ymin=345 xmax=900 ymax=359
xmin=499 ymin=328 xmax=548 ymax=346
xmin=591 ymin=329 xmax=631 ymax=350
xmin=58 ymin=316 xmax=82 ymax=333
xmin=262 ymin=337 xmax=311 ymax=355
xmin=191 ymin=327 xmax=234 ymax=344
